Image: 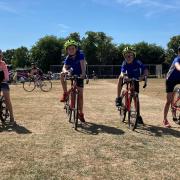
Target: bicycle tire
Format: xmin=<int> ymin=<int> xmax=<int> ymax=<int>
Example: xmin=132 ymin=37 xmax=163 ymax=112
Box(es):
xmin=40 ymin=80 xmax=52 ymax=92
xmin=119 ymin=91 xmax=127 ymax=122
xmin=172 ymin=87 xmax=180 ymax=124
xmin=0 ymin=97 xmax=10 ymax=124
xmin=69 ymin=91 xmax=74 ymax=123
xmin=128 ymin=93 xmax=139 ymax=131
xmin=74 ymin=90 xmax=79 ymax=130
xmin=23 ymin=79 xmax=36 ymax=92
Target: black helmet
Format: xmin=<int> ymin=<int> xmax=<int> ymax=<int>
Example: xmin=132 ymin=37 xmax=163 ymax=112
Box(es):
xmin=178 ymin=46 xmax=180 ymax=51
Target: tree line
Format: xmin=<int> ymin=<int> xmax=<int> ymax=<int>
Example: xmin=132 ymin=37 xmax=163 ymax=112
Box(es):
xmin=2 ymin=32 xmax=180 ymax=72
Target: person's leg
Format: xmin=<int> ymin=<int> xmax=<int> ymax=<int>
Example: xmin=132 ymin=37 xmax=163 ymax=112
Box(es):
xmin=78 ymin=87 xmax=83 ymax=114
xmin=134 ymin=82 xmax=143 ymax=124
xmin=163 ymin=80 xmax=174 ymax=127
xmin=60 ymin=72 xmax=68 ymax=102
xmin=163 ymin=93 xmax=173 ymax=125
xmin=60 ymin=72 xmax=67 ymax=92
xmin=77 ymin=79 xmax=85 ymax=122
xmin=117 ymin=75 xmax=123 ymax=97
xmin=116 ymin=76 xmax=123 ymax=106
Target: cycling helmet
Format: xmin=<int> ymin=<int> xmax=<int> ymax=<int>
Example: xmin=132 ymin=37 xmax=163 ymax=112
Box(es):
xmin=64 ymin=39 xmax=78 ymax=50
xmin=178 ymin=46 xmax=180 ymax=51
xmin=122 ymin=46 xmax=136 ymax=57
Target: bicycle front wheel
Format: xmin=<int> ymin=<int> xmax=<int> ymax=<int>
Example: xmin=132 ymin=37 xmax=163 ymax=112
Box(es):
xmin=23 ymin=79 xmax=36 ymax=92
xmin=128 ymin=94 xmax=139 ymax=131
xmin=40 ymin=80 xmax=52 ymax=92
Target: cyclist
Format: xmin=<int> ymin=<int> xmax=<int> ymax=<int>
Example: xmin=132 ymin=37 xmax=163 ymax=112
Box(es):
xmin=116 ymin=46 xmax=148 ymax=124
xmin=28 ymin=63 xmax=43 ymax=80
xmin=29 ymin=63 xmax=43 ymax=76
xmin=0 ymin=49 xmax=16 ymax=125
xmin=163 ymin=46 xmax=180 ymax=128
xmin=60 ymin=40 xmax=86 ymax=122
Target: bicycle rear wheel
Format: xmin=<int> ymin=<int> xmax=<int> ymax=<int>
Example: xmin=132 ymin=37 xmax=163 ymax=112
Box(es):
xmin=23 ymin=79 xmax=35 ymax=92
xmin=119 ymin=91 xmax=127 ymax=122
xmin=172 ymin=87 xmax=180 ymax=124
xmin=128 ymin=94 xmax=139 ymax=130
xmin=40 ymin=80 xmax=52 ymax=92
xmin=0 ymin=97 xmax=10 ymax=124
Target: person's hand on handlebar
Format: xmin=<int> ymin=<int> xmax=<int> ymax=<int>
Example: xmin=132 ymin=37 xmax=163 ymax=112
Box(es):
xmin=80 ymin=73 xmax=86 ymax=79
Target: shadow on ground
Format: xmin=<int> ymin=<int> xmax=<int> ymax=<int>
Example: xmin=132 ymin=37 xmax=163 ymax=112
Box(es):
xmin=77 ymin=122 xmax=125 ymax=135
xmin=0 ymin=122 xmax=32 ymax=134
xmin=136 ymin=123 xmax=180 ymax=138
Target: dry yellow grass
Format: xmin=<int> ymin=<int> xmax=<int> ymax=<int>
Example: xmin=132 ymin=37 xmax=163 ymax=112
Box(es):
xmin=0 ymin=79 xmax=180 ymax=180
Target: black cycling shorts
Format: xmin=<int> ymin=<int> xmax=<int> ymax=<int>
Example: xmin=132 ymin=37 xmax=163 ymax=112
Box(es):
xmin=133 ymin=81 xmax=139 ymax=93
xmin=0 ymin=82 xmax=10 ymax=91
xmin=76 ymin=79 xmax=84 ymax=88
xmin=166 ymin=80 xmax=180 ymax=93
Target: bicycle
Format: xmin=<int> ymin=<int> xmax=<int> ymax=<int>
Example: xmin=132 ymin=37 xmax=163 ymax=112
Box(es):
xmin=64 ymin=75 xmax=85 ymax=130
xmin=23 ymin=75 xmax=52 ymax=92
xmin=117 ymin=76 xmax=147 ymax=131
xmin=171 ymin=87 xmax=180 ymax=125
xmin=0 ymin=94 xmax=10 ymax=126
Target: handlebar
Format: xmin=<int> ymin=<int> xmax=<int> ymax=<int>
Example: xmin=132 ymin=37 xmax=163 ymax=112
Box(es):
xmin=122 ymin=76 xmax=147 ymax=89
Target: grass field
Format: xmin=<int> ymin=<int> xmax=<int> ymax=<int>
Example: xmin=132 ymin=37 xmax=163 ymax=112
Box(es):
xmin=0 ymin=79 xmax=180 ymax=180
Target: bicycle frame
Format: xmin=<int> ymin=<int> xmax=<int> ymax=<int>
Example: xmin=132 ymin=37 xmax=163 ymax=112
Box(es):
xmin=66 ymin=77 xmax=79 ymax=109
xmin=64 ymin=75 xmax=80 ymax=130
xmin=171 ymin=88 xmax=180 ymax=122
xmin=122 ymin=80 xmax=138 ymax=112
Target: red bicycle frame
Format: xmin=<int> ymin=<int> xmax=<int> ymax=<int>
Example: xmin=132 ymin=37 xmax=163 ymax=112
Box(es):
xmin=123 ymin=81 xmax=138 ymax=112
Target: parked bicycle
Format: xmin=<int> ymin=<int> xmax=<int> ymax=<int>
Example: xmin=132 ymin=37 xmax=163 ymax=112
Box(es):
xmin=171 ymin=87 xmax=180 ymax=125
xmin=117 ymin=76 xmax=147 ymax=130
xmin=23 ymin=75 xmax=52 ymax=92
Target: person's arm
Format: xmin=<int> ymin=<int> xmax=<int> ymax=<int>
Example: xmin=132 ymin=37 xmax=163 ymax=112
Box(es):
xmin=62 ymin=64 xmax=69 ymax=73
xmin=175 ymin=62 xmax=180 ymax=71
xmin=80 ymin=59 xmax=86 ymax=78
xmin=2 ymin=62 xmax=9 ymax=81
xmin=139 ymin=61 xmax=148 ymax=80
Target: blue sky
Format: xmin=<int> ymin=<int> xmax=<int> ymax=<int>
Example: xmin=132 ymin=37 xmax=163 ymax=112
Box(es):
xmin=0 ymin=0 xmax=180 ymax=50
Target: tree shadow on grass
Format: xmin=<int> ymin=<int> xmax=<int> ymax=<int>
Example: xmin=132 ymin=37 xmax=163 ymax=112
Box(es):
xmin=0 ymin=122 xmax=32 ymax=134
xmin=135 ymin=123 xmax=180 ymax=138
xmin=77 ymin=122 xmax=125 ymax=135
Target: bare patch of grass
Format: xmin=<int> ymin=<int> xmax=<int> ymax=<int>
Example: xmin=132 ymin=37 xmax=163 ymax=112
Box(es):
xmin=0 ymin=80 xmax=179 ymax=179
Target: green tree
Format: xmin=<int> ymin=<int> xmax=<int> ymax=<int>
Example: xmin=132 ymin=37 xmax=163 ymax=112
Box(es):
xmin=3 ymin=49 xmax=15 ymax=64
xmin=134 ymin=42 xmax=164 ymax=64
xmin=165 ymin=35 xmax=180 ymax=64
xmin=81 ymin=31 xmax=99 ymax=65
xmin=30 ymin=35 xmax=64 ymax=72
xmin=82 ymin=31 xmax=117 ymax=65
xmin=11 ymin=47 xmax=29 ymax=68
xmin=167 ymin=35 xmax=180 ymax=52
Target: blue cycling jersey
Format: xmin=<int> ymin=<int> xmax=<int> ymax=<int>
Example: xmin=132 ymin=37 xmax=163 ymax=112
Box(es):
xmin=166 ymin=56 xmax=180 ymax=81
xmin=64 ymin=51 xmax=85 ymax=76
xmin=121 ymin=59 xmax=145 ymax=79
